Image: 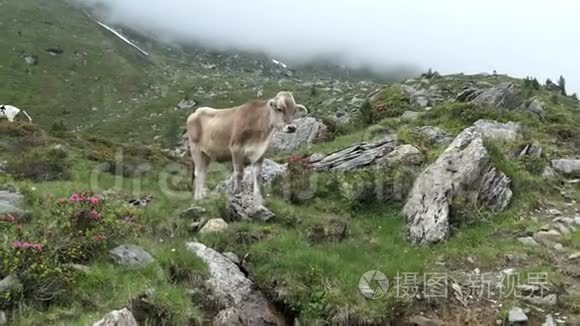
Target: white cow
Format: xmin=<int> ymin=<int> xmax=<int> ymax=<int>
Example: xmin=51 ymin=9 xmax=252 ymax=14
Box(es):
xmin=0 ymin=105 xmax=32 ymax=122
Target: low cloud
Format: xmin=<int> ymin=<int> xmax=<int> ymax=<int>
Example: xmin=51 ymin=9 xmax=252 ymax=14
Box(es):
xmin=77 ymin=0 xmax=580 ymax=92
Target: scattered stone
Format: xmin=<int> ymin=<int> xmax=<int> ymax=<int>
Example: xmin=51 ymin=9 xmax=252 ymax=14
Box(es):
xmin=414 ymin=126 xmax=451 ymax=144
xmin=0 ymin=190 xmax=25 ymax=215
xmin=477 ymin=166 xmax=512 ymax=212
xmin=526 ymin=99 xmax=545 ymax=119
xmin=186 ymin=242 xmax=285 ymax=326
xmin=110 ymin=245 xmax=154 ymax=267
xmin=547 ymin=208 xmax=562 ymax=216
xmin=377 ymin=144 xmax=422 ymax=166
xmin=213 ymin=308 xmax=244 ymax=326
xmin=178 ymin=206 xmax=206 ymax=220
xmin=404 ymin=120 xmax=516 ymax=245
xmin=401 ymin=110 xmax=421 ymax=121
xmin=542 ymin=314 xmax=556 ymax=326
xmin=225 ymin=193 xmax=275 ymax=222
xmin=533 ymin=230 xmax=562 ymax=246
xmin=508 ymin=307 xmax=528 ymax=323
xmin=307 ymin=215 xmax=351 ymax=243
xmin=199 ymin=218 xmax=228 ymax=234
xmin=67 ymin=263 xmax=90 ymax=273
xmin=472 ymin=82 xmax=524 ymax=110
xmin=23 ymin=54 xmax=38 ymax=65
xmin=542 ymin=166 xmax=556 ymax=178
xmin=0 ymin=312 xmax=5 ymax=325
xmin=310 ymin=135 xmax=398 ymax=171
xmin=177 ymin=98 xmax=196 ymax=110
xmin=575 ymin=216 xmax=580 ymax=226
xmin=555 ymin=223 xmax=571 ymax=235
xmin=269 ymin=117 xmax=328 ymax=151
xmin=222 ymin=252 xmax=241 ymax=265
xmin=216 ymin=159 xmax=286 ymax=194
xmin=0 ymin=274 xmax=21 ymax=295
xmin=517 ymin=141 xmax=543 ymax=159
xmin=554 ymin=243 xmax=564 ymax=251
xmin=472 ymin=119 xmax=521 ymax=141
xmin=551 ymin=159 xmax=580 ymax=177
xmin=518 ymin=237 xmax=539 ymax=247
xmin=408 ymin=315 xmax=444 ymax=326
xmin=525 ymin=294 xmax=557 ymax=306
xmin=93 ymin=308 xmax=138 ymax=326
xmin=569 ymin=252 xmax=580 ymax=260
xmin=400 ymin=85 xmax=432 ymax=108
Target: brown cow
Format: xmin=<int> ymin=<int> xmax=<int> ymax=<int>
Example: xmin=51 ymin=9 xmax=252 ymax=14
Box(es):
xmin=186 ymin=91 xmax=308 ymax=200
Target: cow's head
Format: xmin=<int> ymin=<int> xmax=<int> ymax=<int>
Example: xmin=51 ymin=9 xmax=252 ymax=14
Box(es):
xmin=268 ymin=91 xmax=308 ymax=133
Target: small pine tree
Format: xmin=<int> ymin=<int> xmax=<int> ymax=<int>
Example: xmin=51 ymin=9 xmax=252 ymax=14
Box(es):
xmin=558 ymin=75 xmax=567 ymax=96
xmin=532 ymin=78 xmax=540 ymax=90
xmin=545 ymin=78 xmax=553 ymax=86
xmin=523 ymin=77 xmax=531 ymax=88
xmin=571 ymin=93 xmax=578 ymax=101
xmin=310 ymin=85 xmax=318 ymax=97
xmin=358 ymin=100 xmax=374 ymax=126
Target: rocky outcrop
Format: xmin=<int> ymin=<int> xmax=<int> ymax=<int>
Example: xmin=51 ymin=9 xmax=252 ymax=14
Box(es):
xmin=472 ymin=119 xmax=521 ymax=141
xmin=225 ymin=193 xmax=275 ymax=222
xmin=93 ymin=308 xmax=138 ymax=326
xmin=403 ymin=120 xmax=516 ymax=245
xmin=0 ymin=275 xmax=21 ymax=296
xmin=413 ymin=126 xmax=452 ymax=145
xmin=310 ymin=135 xmax=398 ymax=171
xmin=0 ymin=190 xmax=25 ymax=216
xmin=269 ymin=117 xmax=328 ymax=151
xmin=376 ymin=144 xmax=422 ymax=166
xmin=199 ymin=218 xmax=228 ymax=234
xmin=400 ymin=85 xmax=432 ymax=108
xmin=110 ymin=245 xmax=154 ymax=267
xmin=216 ymin=159 xmax=287 ymax=194
xmin=551 ymin=159 xmax=580 ymax=177
xmin=471 ymin=82 xmax=524 ymax=110
xmin=186 ymin=242 xmax=285 ymax=326
xmin=526 ymin=99 xmax=545 ymax=119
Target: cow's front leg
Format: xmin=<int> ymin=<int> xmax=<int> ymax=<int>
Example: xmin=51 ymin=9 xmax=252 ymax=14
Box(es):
xmin=231 ymin=151 xmax=245 ymax=194
xmin=251 ymin=159 xmax=263 ymax=201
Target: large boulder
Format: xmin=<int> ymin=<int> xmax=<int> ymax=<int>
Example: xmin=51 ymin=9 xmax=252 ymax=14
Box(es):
xmin=186 ymin=242 xmax=285 ymax=326
xmin=215 ymin=159 xmax=287 ymax=194
xmin=472 ymin=119 xmax=521 ymax=141
xmin=0 ymin=190 xmax=25 ymax=215
xmin=471 ymin=82 xmax=524 ymax=110
xmin=310 ymin=135 xmax=398 ymax=171
xmin=199 ymin=218 xmax=228 ymax=234
xmin=403 ymin=120 xmax=516 ymax=245
xmin=93 ymin=308 xmax=138 ymax=326
xmin=110 ymin=245 xmax=154 ymax=267
xmin=526 ymin=99 xmax=545 ymax=119
xmin=269 ymin=117 xmax=328 ymax=151
xmin=225 ymin=193 xmax=275 ymax=222
xmin=551 ymin=159 xmax=580 ymax=177
xmin=400 ymin=85 xmax=432 ymax=108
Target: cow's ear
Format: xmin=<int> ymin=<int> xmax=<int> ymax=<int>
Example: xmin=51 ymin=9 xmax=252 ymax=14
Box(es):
xmin=268 ymin=99 xmax=279 ymax=110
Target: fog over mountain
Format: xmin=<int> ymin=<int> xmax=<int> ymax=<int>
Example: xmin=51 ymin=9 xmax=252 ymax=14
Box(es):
xmin=77 ymin=0 xmax=580 ymax=92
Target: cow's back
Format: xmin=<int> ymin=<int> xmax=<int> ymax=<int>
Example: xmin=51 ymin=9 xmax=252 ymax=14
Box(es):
xmin=187 ymin=107 xmax=238 ymax=161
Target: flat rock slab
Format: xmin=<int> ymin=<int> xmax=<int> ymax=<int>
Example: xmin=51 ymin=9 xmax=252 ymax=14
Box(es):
xmin=110 ymin=244 xmax=154 ymax=267
xmin=186 ymin=242 xmax=286 ymax=326
xmin=551 ymin=159 xmax=580 ymax=177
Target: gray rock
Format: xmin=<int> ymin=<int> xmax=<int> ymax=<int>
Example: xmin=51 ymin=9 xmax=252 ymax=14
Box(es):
xmin=213 ymin=308 xmax=245 ymax=326
xmin=517 ymin=141 xmax=543 ymax=159
xmin=308 ymin=153 xmax=325 ymax=163
xmin=471 ymin=82 xmax=524 ymax=110
xmin=0 ymin=275 xmax=21 ymax=295
xmin=401 ymin=110 xmax=421 ymax=121
xmin=24 ymin=55 xmax=38 ymax=65
xmin=569 ymin=252 xmax=580 ymax=260
xmin=269 ymin=117 xmax=328 ymax=151
xmin=199 ymin=218 xmax=228 ymax=234
xmin=377 ymin=144 xmax=422 ymax=166
xmin=225 ymin=193 xmax=275 ymax=222
xmin=533 ymin=230 xmax=562 ymax=246
xmin=542 ymin=166 xmax=556 ymax=178
xmin=222 ymin=252 xmax=241 ymax=265
xmin=524 ymin=294 xmax=557 ymax=306
xmin=310 ymin=135 xmax=398 ymax=172
xmin=186 ymin=242 xmax=285 ymax=326
xmin=0 ymin=190 xmax=24 ymax=215
xmin=542 ymin=314 xmax=556 ymax=326
xmin=216 ymin=159 xmax=287 ymax=194
xmin=178 ymin=206 xmax=206 ymax=220
xmin=508 ymin=307 xmax=527 ymax=323
xmin=518 ymin=237 xmax=539 ymax=247
xmin=526 ymin=99 xmax=545 ymax=119
xmin=93 ymin=308 xmax=138 ymax=326
xmin=110 ymin=245 xmax=154 ymax=266
xmin=400 ymin=85 xmax=432 ymax=108
xmin=477 ymin=166 xmax=512 ymax=212
xmin=551 ymin=159 xmax=580 ymax=177
xmin=414 ymin=126 xmax=451 ymax=145
xmin=455 ymin=87 xmax=483 ymax=102
xmin=555 ymin=223 xmax=571 ymax=235
xmin=404 ymin=120 xmax=517 ymax=245
xmin=473 ymin=119 xmax=521 ymax=142
xmin=0 ymin=311 xmax=6 ymax=325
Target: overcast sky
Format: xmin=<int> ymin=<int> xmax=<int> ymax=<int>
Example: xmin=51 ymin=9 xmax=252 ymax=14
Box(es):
xmin=79 ymin=0 xmax=579 ymax=93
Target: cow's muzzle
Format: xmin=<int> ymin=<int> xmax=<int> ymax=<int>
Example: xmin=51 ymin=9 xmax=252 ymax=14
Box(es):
xmin=283 ymin=124 xmax=297 ymax=133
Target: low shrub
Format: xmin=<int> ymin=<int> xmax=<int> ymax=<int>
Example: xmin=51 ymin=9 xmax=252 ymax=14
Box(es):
xmin=0 ymin=192 xmax=141 ymax=308
xmin=5 ymin=147 xmax=71 ymax=182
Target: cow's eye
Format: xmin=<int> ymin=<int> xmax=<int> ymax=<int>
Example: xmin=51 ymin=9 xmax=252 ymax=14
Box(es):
xmin=277 ymin=107 xmax=283 ymax=112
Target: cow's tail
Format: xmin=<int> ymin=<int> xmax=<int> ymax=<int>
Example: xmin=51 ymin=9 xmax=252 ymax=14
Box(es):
xmin=21 ymin=110 xmax=32 ymax=122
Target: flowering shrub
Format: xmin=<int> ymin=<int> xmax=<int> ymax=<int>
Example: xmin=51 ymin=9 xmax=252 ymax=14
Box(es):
xmin=0 ymin=191 xmax=142 ymax=308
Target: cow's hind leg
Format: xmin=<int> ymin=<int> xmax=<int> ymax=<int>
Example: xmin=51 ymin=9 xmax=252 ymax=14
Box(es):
xmin=231 ymin=150 xmax=245 ymax=194
xmin=251 ymin=158 xmax=264 ymax=200
xmin=191 ymin=147 xmax=210 ymax=200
